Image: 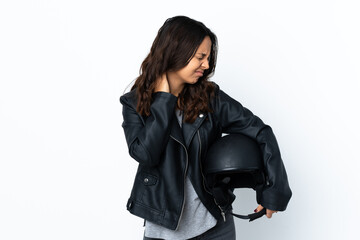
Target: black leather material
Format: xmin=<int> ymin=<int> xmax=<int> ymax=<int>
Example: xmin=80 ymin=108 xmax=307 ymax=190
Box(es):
xmin=120 ymin=82 xmax=292 ymax=230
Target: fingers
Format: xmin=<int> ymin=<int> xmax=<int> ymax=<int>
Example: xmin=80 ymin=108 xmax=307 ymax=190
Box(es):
xmin=154 ymin=73 xmax=170 ymax=93
xmin=254 ymin=205 xmax=278 ymax=219
xmin=266 ymin=210 xmax=273 ymax=218
xmin=266 ymin=209 xmax=278 ymax=218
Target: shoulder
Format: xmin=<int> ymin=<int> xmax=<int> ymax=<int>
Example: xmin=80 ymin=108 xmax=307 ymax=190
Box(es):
xmin=207 ymin=81 xmax=219 ymax=93
xmin=208 ymin=81 xmax=244 ymax=113
xmin=119 ymin=88 xmax=137 ymax=109
xmin=208 ymin=81 xmax=228 ymax=104
xmin=208 ymin=81 xmax=229 ymax=100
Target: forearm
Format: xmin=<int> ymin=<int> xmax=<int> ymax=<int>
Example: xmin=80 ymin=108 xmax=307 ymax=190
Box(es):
xmin=214 ymin=87 xmax=292 ymax=211
xmin=121 ymin=92 xmax=178 ymax=166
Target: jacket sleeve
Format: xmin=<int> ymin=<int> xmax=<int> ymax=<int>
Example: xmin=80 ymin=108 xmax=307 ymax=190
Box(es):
xmin=120 ymin=91 xmax=178 ymax=167
xmin=213 ymin=85 xmax=292 ymax=211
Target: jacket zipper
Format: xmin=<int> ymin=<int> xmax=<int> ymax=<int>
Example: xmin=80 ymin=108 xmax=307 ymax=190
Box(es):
xmin=197 ymin=131 xmax=226 ymax=222
xmin=170 ymin=135 xmax=189 ymax=231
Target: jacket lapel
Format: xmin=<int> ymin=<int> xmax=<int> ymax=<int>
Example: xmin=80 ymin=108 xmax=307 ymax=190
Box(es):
xmin=182 ymin=112 xmax=208 ymax=148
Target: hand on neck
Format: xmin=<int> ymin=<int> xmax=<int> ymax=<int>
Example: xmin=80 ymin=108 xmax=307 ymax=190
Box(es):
xmin=167 ymin=72 xmax=185 ymax=97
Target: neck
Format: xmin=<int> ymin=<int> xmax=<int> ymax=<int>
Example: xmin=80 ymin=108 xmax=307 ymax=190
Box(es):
xmin=167 ymin=72 xmax=184 ymax=97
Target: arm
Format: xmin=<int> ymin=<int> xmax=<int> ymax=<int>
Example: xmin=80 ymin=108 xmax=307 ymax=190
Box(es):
xmin=120 ymin=91 xmax=177 ymax=167
xmin=213 ymin=85 xmax=292 ymax=211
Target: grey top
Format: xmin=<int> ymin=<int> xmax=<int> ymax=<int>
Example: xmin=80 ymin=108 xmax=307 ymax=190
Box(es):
xmin=144 ymin=109 xmax=217 ymax=240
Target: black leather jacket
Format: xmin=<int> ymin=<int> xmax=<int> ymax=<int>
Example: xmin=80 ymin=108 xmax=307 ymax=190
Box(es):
xmin=120 ymin=83 xmax=292 ymax=230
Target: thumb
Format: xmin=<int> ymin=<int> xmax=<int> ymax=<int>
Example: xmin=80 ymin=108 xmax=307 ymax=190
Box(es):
xmin=254 ymin=204 xmax=264 ymax=213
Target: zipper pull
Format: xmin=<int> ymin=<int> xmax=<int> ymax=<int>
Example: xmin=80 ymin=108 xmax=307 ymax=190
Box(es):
xmin=214 ymin=198 xmax=227 ymax=222
xmin=221 ymin=211 xmax=226 ymax=222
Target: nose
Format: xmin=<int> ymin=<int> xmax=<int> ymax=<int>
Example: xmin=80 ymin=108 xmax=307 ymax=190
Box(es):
xmin=201 ymin=59 xmax=209 ymax=70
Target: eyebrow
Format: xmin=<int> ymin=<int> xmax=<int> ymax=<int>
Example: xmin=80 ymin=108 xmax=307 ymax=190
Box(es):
xmin=197 ymin=53 xmax=207 ymax=57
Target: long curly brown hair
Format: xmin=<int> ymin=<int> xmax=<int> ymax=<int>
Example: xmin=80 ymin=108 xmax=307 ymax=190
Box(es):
xmin=131 ymin=16 xmax=218 ymax=123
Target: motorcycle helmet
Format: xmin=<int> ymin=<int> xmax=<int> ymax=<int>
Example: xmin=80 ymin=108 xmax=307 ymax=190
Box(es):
xmin=204 ymin=133 xmax=267 ymax=221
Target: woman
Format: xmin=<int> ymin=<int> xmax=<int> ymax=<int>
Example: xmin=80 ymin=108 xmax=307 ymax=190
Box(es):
xmin=120 ymin=16 xmax=292 ymax=240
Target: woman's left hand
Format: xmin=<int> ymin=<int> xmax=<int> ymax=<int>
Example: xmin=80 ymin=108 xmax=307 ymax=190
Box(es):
xmin=254 ymin=204 xmax=278 ymax=218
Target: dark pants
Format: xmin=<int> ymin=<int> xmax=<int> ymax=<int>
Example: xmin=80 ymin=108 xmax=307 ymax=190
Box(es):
xmin=143 ymin=213 xmax=236 ymax=240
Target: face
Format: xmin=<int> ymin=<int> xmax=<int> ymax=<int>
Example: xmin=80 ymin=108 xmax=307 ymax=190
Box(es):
xmin=170 ymin=36 xmax=212 ymax=85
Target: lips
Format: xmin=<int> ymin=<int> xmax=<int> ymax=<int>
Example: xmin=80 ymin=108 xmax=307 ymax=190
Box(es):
xmin=195 ymin=71 xmax=204 ymax=77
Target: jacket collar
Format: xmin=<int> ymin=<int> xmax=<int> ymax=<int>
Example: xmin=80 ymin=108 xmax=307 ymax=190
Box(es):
xmin=183 ymin=112 xmax=208 ymax=148
xmin=122 ymin=89 xmax=207 ymax=148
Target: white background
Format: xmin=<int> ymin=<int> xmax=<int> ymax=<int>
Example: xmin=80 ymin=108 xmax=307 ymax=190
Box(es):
xmin=1 ymin=0 xmax=359 ymax=239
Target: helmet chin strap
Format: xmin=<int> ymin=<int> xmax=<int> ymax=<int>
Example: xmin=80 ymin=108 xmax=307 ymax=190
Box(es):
xmin=212 ymin=180 xmax=267 ymax=222
xmin=230 ymin=207 xmax=266 ymax=222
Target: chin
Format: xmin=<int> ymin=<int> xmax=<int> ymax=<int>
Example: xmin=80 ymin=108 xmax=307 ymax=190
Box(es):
xmin=190 ymin=78 xmax=200 ymax=84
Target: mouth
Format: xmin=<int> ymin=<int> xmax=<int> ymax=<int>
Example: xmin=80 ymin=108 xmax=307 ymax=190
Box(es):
xmin=195 ymin=71 xmax=204 ymax=77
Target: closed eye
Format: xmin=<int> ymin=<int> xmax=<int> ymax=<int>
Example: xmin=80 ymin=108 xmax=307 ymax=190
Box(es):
xmin=197 ymin=53 xmax=207 ymax=60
